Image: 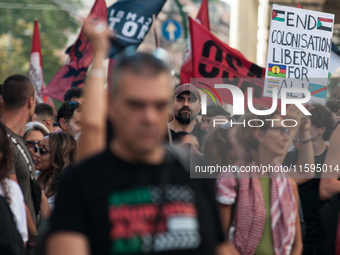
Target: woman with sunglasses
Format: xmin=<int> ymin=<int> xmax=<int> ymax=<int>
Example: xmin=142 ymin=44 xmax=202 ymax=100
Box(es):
xmin=24 ymin=121 xmax=50 ymax=165
xmin=212 ymin=108 xmax=309 ymax=255
xmin=24 ymin=122 xmax=53 ymax=220
xmin=34 ymin=133 xmax=77 ymax=209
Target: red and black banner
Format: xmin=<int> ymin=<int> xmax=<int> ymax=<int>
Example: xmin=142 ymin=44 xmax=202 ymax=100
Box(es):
xmin=43 ymin=0 xmax=107 ymax=101
xmin=189 ymin=17 xmax=275 ymax=109
xmin=180 ymin=0 xmax=209 ymax=84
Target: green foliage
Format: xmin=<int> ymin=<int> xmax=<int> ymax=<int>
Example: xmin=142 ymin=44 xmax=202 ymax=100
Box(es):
xmin=0 ymin=0 xmax=81 ymax=84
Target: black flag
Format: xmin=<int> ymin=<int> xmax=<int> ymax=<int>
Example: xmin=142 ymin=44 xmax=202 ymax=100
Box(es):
xmin=107 ymin=0 xmax=166 ymax=58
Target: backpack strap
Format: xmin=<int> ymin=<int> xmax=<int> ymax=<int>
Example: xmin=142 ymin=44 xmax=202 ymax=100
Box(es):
xmin=7 ymin=134 xmax=34 ymax=179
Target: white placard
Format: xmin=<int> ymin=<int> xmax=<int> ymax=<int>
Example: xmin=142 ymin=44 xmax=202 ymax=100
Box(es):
xmin=264 ymin=4 xmax=335 ymax=104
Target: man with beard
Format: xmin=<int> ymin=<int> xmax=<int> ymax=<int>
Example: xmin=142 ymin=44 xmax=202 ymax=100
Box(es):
xmin=168 ymin=84 xmax=206 ymax=146
xmin=2 ymin=74 xmax=38 ymax=252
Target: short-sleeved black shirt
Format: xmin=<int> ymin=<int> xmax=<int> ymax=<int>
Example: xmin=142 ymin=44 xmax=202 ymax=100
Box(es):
xmin=283 ymin=148 xmax=328 ymax=242
xmin=48 ymin=149 xmax=224 ymax=255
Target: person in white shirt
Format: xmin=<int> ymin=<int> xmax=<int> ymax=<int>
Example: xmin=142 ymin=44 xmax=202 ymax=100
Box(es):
xmin=0 ymin=179 xmax=28 ymax=242
xmin=0 ymin=120 xmax=28 ymax=243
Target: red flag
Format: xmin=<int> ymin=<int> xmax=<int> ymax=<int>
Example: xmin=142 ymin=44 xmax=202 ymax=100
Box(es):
xmin=42 ymin=0 xmax=107 ymax=102
xmin=28 ymin=19 xmax=45 ymax=103
xmin=189 ymin=17 xmax=274 ymax=109
xmin=196 ymin=0 xmax=210 ymax=29
xmin=28 ymin=19 xmax=54 ymax=107
xmin=180 ymin=0 xmax=210 ymax=84
xmin=297 ymin=3 xmax=302 ymax=8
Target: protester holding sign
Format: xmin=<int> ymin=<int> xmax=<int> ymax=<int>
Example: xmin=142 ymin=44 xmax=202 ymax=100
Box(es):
xmin=319 ymin=123 xmax=340 ymax=253
xmin=284 ymin=104 xmax=334 ymax=255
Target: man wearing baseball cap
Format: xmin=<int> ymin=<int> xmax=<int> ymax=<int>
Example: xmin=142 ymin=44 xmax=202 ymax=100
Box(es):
xmin=168 ymin=83 xmax=207 ymax=146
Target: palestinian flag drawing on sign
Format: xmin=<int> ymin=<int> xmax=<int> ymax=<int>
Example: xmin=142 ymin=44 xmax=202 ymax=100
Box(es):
xmin=308 ymin=83 xmax=326 ymax=98
xmin=268 ymin=63 xmax=286 ymax=78
xmin=317 ymin=17 xmax=333 ymax=32
xmin=272 ymin=9 xmax=285 ymax=22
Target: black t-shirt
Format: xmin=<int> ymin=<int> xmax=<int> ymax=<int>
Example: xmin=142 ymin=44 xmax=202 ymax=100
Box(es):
xmin=48 ymin=149 xmax=224 ymax=255
xmin=283 ymin=148 xmax=328 ymax=242
xmin=170 ymin=125 xmax=207 ymax=147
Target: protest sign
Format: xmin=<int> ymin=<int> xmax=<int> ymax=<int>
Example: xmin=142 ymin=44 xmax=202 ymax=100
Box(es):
xmin=264 ymin=4 xmax=334 ymax=104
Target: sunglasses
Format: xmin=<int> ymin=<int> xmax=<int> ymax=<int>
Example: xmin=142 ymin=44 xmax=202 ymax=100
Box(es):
xmin=34 ymin=146 xmax=51 ymax=155
xmin=25 ymin=141 xmax=51 ymax=155
xmin=66 ymin=101 xmax=81 ymax=109
xmin=25 ymin=140 xmax=39 ymax=149
xmin=269 ymin=127 xmax=290 ymax=135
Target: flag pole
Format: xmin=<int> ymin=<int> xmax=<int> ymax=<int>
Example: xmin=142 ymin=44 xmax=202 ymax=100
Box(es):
xmin=152 ymin=14 xmax=160 ymax=48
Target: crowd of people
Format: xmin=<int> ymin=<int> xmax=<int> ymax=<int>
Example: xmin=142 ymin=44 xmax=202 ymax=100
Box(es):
xmin=2 ymin=17 xmax=340 ymax=255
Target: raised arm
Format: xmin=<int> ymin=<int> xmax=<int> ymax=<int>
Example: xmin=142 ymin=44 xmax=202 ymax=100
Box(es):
xmin=293 ymin=118 xmax=315 ymax=185
xmin=277 ymin=105 xmax=315 ymax=182
xmin=76 ymin=17 xmax=112 ymax=162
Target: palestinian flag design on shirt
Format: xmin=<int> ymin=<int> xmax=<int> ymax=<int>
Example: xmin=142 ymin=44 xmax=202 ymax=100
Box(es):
xmin=272 ymin=9 xmax=285 ymax=22
xmin=317 ymin=17 xmax=333 ymax=32
xmin=108 ymin=185 xmax=201 ymax=254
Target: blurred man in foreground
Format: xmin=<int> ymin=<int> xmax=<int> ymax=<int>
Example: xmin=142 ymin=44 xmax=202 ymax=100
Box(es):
xmin=46 ymin=17 xmax=226 ymax=255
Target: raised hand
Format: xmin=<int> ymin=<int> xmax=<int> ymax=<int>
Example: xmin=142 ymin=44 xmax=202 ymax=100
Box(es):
xmin=82 ymin=16 xmax=114 ymax=54
xmin=285 ymin=103 xmax=314 ymax=131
